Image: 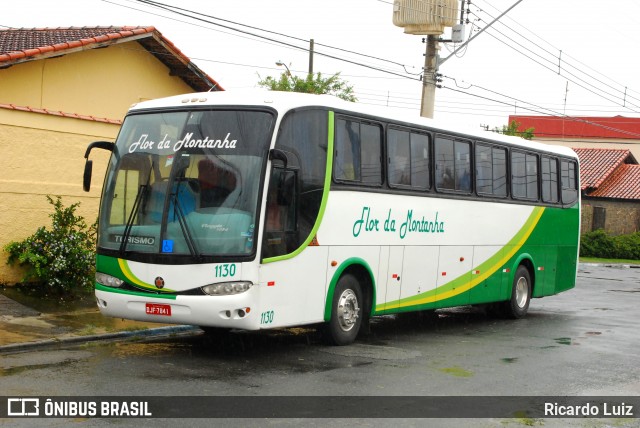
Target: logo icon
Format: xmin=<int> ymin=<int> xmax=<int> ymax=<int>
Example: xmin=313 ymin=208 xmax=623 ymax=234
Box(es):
xmin=154 ymin=277 xmax=165 ymax=289
xmin=7 ymin=398 xmax=40 ymax=416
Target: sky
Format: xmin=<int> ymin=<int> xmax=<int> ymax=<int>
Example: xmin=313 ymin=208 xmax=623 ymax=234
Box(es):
xmin=3 ymin=0 xmax=640 ymax=131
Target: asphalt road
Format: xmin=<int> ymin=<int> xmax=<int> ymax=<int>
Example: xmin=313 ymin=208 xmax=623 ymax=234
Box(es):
xmin=0 ymin=264 xmax=638 ymax=427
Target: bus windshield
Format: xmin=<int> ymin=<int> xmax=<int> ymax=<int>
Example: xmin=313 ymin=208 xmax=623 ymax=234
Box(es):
xmin=98 ymin=109 xmax=274 ymax=260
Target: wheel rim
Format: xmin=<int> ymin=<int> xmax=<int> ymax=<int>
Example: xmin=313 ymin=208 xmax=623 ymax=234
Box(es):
xmin=337 ymin=289 xmax=360 ymax=332
xmin=515 ymin=276 xmax=529 ymax=308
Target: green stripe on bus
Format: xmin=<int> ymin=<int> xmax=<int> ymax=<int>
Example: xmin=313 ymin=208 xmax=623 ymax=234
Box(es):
xmin=96 ymin=254 xmax=122 ymax=278
xmin=263 ymin=110 xmax=335 ymax=264
xmin=324 ymin=257 xmax=376 ymax=322
xmin=376 ymin=206 xmax=545 ymax=313
xmin=96 ymin=254 xmax=177 ymax=293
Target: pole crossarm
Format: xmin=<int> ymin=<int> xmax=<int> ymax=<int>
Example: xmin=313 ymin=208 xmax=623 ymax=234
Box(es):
xmin=438 ymin=0 xmax=525 ymax=67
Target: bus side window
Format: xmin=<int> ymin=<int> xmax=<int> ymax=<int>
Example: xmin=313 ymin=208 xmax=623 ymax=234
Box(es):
xmin=435 ymin=136 xmax=470 ymax=193
xmin=435 ymin=136 xmax=455 ymax=190
xmin=561 ymin=159 xmax=578 ymax=205
xmin=266 ymin=169 xmax=296 ymax=231
xmin=335 ymin=118 xmax=382 ymax=185
xmin=541 ymin=156 xmax=559 ymax=203
xmin=476 ymin=144 xmax=507 ymax=197
xmin=263 ymin=168 xmax=297 ymax=258
xmin=512 ymin=150 xmax=539 ymax=200
xmin=388 ymin=128 xmax=411 ymax=186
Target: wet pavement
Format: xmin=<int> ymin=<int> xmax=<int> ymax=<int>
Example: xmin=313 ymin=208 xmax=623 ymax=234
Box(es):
xmin=0 ymin=287 xmax=197 ymax=352
xmin=0 ymin=262 xmax=637 ymax=353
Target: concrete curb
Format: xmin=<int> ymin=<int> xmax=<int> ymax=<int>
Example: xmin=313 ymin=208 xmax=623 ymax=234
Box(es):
xmin=0 ymin=325 xmax=201 ymax=354
xmin=580 ymin=262 xmax=640 ymax=269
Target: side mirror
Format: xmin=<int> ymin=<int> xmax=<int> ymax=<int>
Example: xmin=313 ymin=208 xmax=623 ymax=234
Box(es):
xmin=83 ymin=160 xmax=93 ymax=192
xmin=269 ymin=148 xmax=300 ymax=170
xmin=83 ymin=141 xmax=114 ymax=192
xmin=269 ymin=148 xmax=290 ymax=169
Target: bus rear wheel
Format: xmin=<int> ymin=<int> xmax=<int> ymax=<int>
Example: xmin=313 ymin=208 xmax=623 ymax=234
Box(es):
xmin=325 ymin=273 xmax=363 ymax=346
xmin=502 ymin=265 xmax=531 ymax=319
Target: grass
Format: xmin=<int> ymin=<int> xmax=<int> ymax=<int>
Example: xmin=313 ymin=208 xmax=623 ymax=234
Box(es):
xmin=580 ymin=257 xmax=640 ymax=265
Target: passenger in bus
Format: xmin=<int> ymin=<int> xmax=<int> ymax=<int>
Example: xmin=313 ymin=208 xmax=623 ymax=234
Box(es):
xmin=198 ymin=159 xmax=237 ymax=208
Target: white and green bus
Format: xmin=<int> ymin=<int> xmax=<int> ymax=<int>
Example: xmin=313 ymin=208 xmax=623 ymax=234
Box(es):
xmin=83 ymin=91 xmax=580 ymax=345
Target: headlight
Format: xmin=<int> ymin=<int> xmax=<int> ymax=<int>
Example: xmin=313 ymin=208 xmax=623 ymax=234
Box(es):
xmin=202 ymin=281 xmax=252 ymax=296
xmin=96 ymin=272 xmax=124 ymax=288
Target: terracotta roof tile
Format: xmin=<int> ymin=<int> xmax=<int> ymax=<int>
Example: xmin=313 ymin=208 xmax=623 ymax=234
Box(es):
xmin=0 ymin=102 xmax=122 ymax=125
xmin=572 ymin=148 xmax=633 ymax=190
xmin=0 ymin=26 xmax=222 ymax=92
xmin=0 ymin=27 xmax=152 ymax=59
xmin=509 ymin=115 xmax=640 ymax=140
xmin=588 ymin=164 xmax=640 ymax=199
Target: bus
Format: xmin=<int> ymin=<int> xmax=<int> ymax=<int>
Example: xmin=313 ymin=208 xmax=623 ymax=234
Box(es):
xmin=83 ymin=90 xmax=580 ymax=346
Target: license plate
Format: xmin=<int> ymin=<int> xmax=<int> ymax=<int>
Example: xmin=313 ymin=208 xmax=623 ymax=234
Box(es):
xmin=145 ymin=303 xmax=171 ymax=316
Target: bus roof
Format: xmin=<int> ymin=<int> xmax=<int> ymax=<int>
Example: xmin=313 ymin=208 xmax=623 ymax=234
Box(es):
xmin=129 ymin=90 xmax=577 ymax=159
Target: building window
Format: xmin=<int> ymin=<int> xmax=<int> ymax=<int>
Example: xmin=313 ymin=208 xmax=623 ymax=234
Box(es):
xmin=592 ymin=206 xmax=606 ymax=231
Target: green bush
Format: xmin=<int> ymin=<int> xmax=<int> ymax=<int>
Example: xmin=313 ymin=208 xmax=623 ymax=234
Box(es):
xmin=580 ymin=229 xmax=640 ymax=260
xmin=4 ymin=196 xmax=96 ymax=297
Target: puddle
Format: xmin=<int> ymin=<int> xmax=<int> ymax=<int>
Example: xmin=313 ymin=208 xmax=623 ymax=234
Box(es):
xmin=0 ymin=285 xmax=95 ymax=314
xmin=554 ymin=337 xmax=580 ymax=345
xmin=0 ymin=315 xmax=54 ymax=329
xmin=585 ymin=331 xmax=602 ymax=336
xmin=319 ymin=343 xmax=421 ymax=360
xmin=0 ymin=350 xmax=92 ymax=376
xmin=438 ymin=366 xmax=474 ymax=377
xmin=501 ymin=357 xmax=518 ymax=363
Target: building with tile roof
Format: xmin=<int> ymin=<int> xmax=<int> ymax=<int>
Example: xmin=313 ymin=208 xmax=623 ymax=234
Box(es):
xmin=0 ymin=26 xmax=222 ymax=283
xmin=508 ymin=115 xmax=640 ymax=160
xmin=507 ymin=116 xmax=640 ymax=235
xmin=572 ymin=148 xmax=640 ymax=234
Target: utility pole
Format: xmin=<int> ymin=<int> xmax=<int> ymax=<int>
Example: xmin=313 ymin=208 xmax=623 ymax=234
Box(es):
xmin=308 ymin=39 xmax=314 ymax=76
xmin=420 ymin=35 xmax=438 ymax=118
xmin=419 ymin=0 xmax=524 ymax=119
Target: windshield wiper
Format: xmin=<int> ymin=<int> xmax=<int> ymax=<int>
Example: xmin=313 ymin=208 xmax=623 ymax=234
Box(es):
xmin=171 ymin=180 xmax=201 ymax=260
xmin=119 ymin=183 xmax=148 ymax=255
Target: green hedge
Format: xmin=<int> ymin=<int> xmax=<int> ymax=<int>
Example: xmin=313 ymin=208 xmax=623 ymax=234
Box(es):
xmin=4 ymin=196 xmax=96 ymax=297
xmin=580 ymin=229 xmax=640 ymax=260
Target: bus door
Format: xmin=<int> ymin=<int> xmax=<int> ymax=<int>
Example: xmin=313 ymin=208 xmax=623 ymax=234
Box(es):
xmin=469 ymin=246 xmax=505 ymax=304
xmin=436 ymin=246 xmax=473 ymax=307
xmin=382 ymin=246 xmax=404 ymax=311
xmin=400 ymin=246 xmax=439 ymax=306
xmin=533 ymin=246 xmax=554 ymax=296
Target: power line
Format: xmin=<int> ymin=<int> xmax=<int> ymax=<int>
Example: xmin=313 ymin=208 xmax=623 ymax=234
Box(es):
xmin=100 ymin=0 xmax=640 ymax=137
xmin=483 ymin=27 xmax=640 ymax=112
xmin=477 ymin=0 xmax=640 ymax=100
xmin=440 ymin=80 xmax=640 ymax=139
xmin=469 ymin=4 xmax=640 ymax=110
xmin=132 ymin=0 xmax=421 ymax=77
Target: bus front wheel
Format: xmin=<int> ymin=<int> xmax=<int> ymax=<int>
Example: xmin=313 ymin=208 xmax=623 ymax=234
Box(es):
xmin=503 ymin=265 xmax=531 ymax=319
xmin=325 ymin=273 xmax=363 ymax=346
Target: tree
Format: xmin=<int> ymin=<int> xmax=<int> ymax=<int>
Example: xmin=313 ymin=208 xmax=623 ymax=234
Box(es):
xmin=258 ymin=70 xmax=357 ymax=102
xmin=495 ymin=120 xmax=534 ymax=140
